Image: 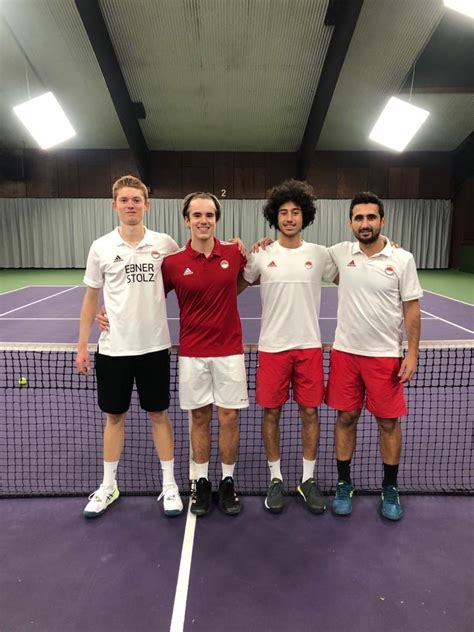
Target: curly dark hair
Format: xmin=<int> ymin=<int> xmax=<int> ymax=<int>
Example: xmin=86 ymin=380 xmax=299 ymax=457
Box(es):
xmin=263 ymin=179 xmax=317 ymax=230
xmin=349 ymin=191 xmax=384 ymax=219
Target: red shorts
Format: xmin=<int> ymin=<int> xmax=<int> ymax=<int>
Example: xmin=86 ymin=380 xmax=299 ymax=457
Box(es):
xmin=325 ymin=349 xmax=407 ymax=418
xmin=256 ymin=348 xmax=324 ymax=408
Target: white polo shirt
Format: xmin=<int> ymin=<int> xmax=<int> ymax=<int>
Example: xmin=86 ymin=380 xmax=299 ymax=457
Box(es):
xmin=328 ymin=240 xmax=423 ymax=357
xmin=243 ymin=241 xmax=337 ymax=352
xmin=84 ymin=227 xmax=178 ymax=356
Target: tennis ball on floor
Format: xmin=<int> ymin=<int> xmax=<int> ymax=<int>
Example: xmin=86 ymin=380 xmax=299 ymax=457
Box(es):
xmin=18 ymin=377 xmax=28 ymax=386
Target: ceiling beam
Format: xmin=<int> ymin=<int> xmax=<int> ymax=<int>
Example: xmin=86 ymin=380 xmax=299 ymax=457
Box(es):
xmin=297 ymin=0 xmax=363 ymax=180
xmin=74 ymin=0 xmax=150 ymax=183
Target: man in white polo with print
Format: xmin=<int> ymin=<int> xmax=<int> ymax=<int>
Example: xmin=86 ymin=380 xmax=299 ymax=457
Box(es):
xmin=240 ymin=179 xmax=337 ymax=514
xmin=76 ymin=175 xmax=183 ymax=518
xmin=326 ymin=191 xmax=422 ymax=521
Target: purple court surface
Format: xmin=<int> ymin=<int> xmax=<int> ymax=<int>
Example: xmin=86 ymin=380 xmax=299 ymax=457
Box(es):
xmin=0 ymin=496 xmax=473 ymax=632
xmin=1 ymin=286 xmax=473 ymax=632
xmin=0 ymin=284 xmax=473 ymax=343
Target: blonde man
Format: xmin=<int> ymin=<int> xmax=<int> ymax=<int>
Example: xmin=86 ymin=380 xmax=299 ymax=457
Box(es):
xmin=76 ymin=175 xmax=182 ymax=518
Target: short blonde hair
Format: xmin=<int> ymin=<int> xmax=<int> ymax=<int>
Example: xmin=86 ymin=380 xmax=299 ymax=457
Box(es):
xmin=112 ymin=175 xmax=148 ymax=201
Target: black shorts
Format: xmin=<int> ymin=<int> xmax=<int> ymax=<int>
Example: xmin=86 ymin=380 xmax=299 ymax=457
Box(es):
xmin=95 ymin=349 xmax=170 ymax=414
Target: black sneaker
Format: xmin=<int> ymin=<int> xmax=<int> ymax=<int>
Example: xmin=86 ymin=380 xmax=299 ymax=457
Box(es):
xmin=218 ymin=477 xmax=241 ymax=515
xmin=296 ymin=478 xmax=326 ymax=514
xmin=190 ymin=478 xmax=212 ymax=516
xmin=264 ymin=478 xmax=286 ymax=513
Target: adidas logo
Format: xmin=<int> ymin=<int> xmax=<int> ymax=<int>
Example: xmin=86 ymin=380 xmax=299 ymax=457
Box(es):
xmin=183 ymin=268 xmax=193 ymax=276
xmin=268 ymin=261 xmax=277 ymax=268
xmin=347 ymin=260 xmax=356 ymax=267
xmin=114 ymin=255 xmax=123 ymax=263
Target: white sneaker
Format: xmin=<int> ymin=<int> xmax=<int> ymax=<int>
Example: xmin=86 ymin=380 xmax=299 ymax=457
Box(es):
xmin=158 ymin=483 xmax=183 ymax=516
xmin=83 ymin=484 xmax=120 ymax=518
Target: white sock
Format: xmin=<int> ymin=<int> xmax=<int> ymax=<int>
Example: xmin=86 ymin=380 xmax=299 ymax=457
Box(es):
xmin=102 ymin=460 xmax=119 ymax=490
xmin=161 ymin=458 xmax=176 ymax=487
xmin=302 ymin=458 xmax=316 ymax=483
xmin=222 ymin=463 xmax=235 ymax=480
xmin=268 ymin=459 xmax=282 ymax=481
xmin=194 ymin=461 xmax=209 ymax=480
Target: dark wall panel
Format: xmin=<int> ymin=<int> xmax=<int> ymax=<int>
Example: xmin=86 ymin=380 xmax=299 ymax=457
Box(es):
xmin=150 ymin=152 xmax=182 ymax=198
xmin=450 ymin=175 xmax=474 ymax=268
xmin=25 ymin=150 xmax=58 ymax=198
xmin=0 ymin=177 xmax=26 ymax=197
xmin=265 ymin=153 xmax=297 ymax=191
xmin=234 ymin=166 xmax=266 ymax=198
xmin=233 ymin=152 xmax=265 ymax=169
xmin=182 ymin=166 xmax=214 ymax=194
xmin=419 ymin=165 xmax=452 ymax=198
xmin=77 ymin=150 xmax=111 ymax=198
xmin=336 ymin=167 xmax=368 ymax=197
xmin=214 ymin=152 xmax=234 ymax=199
xmin=307 ymin=161 xmax=337 ymax=198
xmin=388 ymin=167 xmax=420 ymax=198
xmin=110 ymin=150 xmax=139 ymax=187
xmin=0 ymin=149 xmax=454 ymax=201
xmin=56 ymin=150 xmax=79 ymax=197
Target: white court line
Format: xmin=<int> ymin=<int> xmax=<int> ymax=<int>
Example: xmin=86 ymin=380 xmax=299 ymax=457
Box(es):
xmin=420 ymin=309 xmax=474 ymax=335
xmin=424 ymin=289 xmax=474 ymax=307
xmin=0 ymin=317 xmax=80 ymax=321
xmin=0 ymin=316 xmax=438 ymax=321
xmin=0 ymin=286 xmax=80 ymax=317
xmin=0 ymin=285 xmax=32 ymax=295
xmin=169 ymin=505 xmax=197 ymax=632
xmin=16 ymin=284 xmax=78 ymax=288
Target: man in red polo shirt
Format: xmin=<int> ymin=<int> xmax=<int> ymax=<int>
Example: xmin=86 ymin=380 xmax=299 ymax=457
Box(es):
xmin=162 ymin=192 xmax=248 ymax=517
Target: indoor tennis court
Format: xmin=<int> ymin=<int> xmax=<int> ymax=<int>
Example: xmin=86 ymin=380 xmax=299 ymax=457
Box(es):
xmin=1 ymin=1 xmax=473 ymax=631
xmin=0 ymin=279 xmax=472 ymax=631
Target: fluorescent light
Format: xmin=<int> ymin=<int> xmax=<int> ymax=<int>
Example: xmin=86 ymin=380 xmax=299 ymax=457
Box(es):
xmin=369 ymin=97 xmax=429 ymax=152
xmin=13 ymin=92 xmax=76 ymax=149
xmin=444 ymin=0 xmax=474 ymax=19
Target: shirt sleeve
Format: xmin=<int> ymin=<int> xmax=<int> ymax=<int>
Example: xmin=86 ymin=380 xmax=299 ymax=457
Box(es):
xmin=321 ymin=247 xmax=338 ymax=283
xmin=161 ymin=257 xmax=174 ymax=296
xmin=242 ymin=251 xmax=260 ymax=283
xmin=163 ymin=236 xmax=179 ymax=255
xmin=399 ymin=253 xmax=423 ymax=302
xmin=83 ymin=243 xmax=103 ymax=289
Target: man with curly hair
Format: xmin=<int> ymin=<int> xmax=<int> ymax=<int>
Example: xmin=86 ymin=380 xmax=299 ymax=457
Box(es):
xmin=239 ymin=180 xmax=337 ymax=514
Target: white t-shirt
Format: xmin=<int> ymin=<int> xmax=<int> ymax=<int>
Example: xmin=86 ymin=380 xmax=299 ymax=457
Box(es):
xmin=84 ymin=227 xmax=178 ymax=356
xmin=243 ymin=241 xmax=337 ymax=352
xmin=328 ymin=240 xmax=423 ymax=357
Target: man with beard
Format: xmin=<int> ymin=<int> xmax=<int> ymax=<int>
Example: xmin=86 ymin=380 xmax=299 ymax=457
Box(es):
xmin=326 ymin=192 xmax=422 ymax=521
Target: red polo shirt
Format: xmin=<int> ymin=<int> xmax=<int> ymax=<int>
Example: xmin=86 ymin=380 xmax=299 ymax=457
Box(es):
xmin=162 ymin=239 xmax=245 ymax=357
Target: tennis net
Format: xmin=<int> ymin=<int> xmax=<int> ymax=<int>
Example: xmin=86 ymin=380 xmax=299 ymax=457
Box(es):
xmin=0 ymin=342 xmax=472 ymax=496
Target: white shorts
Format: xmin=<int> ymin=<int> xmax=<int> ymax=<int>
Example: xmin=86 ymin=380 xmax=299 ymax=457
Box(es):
xmin=178 ymin=354 xmax=249 ymax=410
